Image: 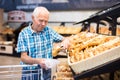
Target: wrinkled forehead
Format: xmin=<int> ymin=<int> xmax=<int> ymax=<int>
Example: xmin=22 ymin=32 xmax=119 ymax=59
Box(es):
xmin=37 ymin=11 xmax=49 ymax=19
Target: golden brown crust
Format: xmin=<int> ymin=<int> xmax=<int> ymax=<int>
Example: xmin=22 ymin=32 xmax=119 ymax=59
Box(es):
xmin=68 ymin=32 xmax=120 ymax=63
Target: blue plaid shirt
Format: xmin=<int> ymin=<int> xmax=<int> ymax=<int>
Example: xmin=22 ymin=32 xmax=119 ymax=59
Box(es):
xmin=17 ymin=25 xmax=63 ymax=65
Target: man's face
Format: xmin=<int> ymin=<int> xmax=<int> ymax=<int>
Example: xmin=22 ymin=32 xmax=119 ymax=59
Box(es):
xmin=32 ymin=13 xmax=49 ymax=32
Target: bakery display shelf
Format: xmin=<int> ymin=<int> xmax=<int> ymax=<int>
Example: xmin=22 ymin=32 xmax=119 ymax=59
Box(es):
xmin=0 ymin=43 xmax=20 ymax=57
xmin=70 ymin=58 xmax=120 ymax=80
xmin=74 ymin=2 xmax=120 ymax=36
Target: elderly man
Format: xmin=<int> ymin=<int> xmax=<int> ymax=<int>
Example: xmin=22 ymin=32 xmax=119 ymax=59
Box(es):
xmin=17 ymin=6 xmax=69 ymax=80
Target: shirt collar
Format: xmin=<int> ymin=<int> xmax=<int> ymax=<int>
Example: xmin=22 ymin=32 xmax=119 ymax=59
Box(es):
xmin=28 ymin=26 xmax=46 ymax=35
xmin=29 ymin=26 xmax=35 ymax=34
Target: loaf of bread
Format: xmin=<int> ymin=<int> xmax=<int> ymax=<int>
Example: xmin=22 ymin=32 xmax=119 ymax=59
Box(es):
xmin=68 ymin=32 xmax=120 ymax=63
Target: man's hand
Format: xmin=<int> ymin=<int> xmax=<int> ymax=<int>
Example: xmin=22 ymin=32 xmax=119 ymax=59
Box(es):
xmin=36 ymin=58 xmax=47 ymax=69
xmin=61 ymin=38 xmax=70 ymax=49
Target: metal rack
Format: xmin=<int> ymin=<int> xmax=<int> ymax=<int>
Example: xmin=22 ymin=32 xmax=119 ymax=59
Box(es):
xmin=74 ymin=2 xmax=120 ymax=36
xmin=71 ymin=2 xmax=120 ymax=80
xmin=71 ymin=58 xmax=120 ymax=80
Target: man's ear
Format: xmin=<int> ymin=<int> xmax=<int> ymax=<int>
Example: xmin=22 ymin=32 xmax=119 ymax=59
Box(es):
xmin=32 ymin=15 xmax=35 ymax=20
xmin=32 ymin=15 xmax=34 ymax=19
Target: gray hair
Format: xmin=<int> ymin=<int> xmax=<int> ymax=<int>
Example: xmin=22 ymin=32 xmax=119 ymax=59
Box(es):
xmin=32 ymin=6 xmax=50 ymax=17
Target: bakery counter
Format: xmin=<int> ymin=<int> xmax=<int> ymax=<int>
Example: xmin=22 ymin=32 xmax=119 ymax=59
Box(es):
xmin=0 ymin=41 xmax=20 ymax=57
xmin=66 ymin=32 xmax=120 ymax=80
xmin=0 ymin=41 xmax=13 ymax=54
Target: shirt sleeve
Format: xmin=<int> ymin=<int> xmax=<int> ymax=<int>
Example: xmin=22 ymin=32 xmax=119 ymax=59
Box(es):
xmin=49 ymin=27 xmax=64 ymax=42
xmin=17 ymin=31 xmax=28 ymax=53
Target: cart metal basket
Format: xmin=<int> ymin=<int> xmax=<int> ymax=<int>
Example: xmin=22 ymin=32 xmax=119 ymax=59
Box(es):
xmin=0 ymin=64 xmax=43 ymax=80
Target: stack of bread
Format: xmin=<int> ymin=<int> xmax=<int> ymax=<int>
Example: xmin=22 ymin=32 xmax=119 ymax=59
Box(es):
xmin=67 ymin=32 xmax=120 ymax=74
xmin=68 ymin=32 xmax=120 ymax=63
xmin=52 ymin=26 xmax=81 ymax=34
xmin=89 ymin=26 xmax=120 ymax=36
xmin=53 ymin=63 xmax=74 ymax=80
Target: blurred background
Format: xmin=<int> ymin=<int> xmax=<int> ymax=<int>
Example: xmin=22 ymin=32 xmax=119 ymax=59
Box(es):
xmin=0 ymin=0 xmax=120 ymax=80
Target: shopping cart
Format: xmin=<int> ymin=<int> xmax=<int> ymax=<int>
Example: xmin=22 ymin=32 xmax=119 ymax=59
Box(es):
xmin=0 ymin=64 xmax=43 ymax=80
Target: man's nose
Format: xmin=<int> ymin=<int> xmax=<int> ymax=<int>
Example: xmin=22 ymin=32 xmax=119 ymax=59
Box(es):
xmin=41 ymin=21 xmax=46 ymax=25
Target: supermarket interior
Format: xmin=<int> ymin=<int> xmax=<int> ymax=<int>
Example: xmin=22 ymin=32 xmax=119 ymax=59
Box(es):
xmin=0 ymin=0 xmax=120 ymax=80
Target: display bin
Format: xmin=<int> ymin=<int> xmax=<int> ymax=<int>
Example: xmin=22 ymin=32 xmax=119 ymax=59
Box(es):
xmin=68 ymin=46 xmax=120 ymax=75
